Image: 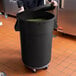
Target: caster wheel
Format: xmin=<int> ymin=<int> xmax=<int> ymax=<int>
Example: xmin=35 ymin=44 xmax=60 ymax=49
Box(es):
xmin=43 ymin=66 xmax=48 ymax=70
xmin=32 ymin=69 xmax=37 ymax=73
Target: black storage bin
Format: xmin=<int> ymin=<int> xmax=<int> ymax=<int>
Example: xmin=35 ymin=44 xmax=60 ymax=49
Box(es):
xmin=15 ymin=10 xmax=55 ymax=72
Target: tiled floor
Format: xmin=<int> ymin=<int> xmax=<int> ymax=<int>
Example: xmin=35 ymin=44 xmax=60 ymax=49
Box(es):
xmin=0 ymin=15 xmax=76 ymax=76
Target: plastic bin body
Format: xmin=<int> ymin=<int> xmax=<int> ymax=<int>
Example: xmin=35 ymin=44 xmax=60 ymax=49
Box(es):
xmin=15 ymin=11 xmax=55 ymax=69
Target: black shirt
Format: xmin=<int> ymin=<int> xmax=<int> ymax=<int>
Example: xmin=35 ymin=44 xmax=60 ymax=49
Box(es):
xmin=17 ymin=0 xmax=44 ymax=9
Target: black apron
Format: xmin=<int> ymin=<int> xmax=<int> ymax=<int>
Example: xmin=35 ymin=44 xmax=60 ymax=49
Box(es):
xmin=17 ymin=0 xmax=44 ymax=9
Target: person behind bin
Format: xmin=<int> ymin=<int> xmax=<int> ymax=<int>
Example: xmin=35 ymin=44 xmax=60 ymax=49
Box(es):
xmin=17 ymin=0 xmax=58 ymax=13
xmin=15 ymin=0 xmax=58 ymax=31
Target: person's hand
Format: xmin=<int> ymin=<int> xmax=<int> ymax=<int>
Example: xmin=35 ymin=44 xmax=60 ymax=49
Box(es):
xmin=18 ymin=6 xmax=24 ymax=13
xmin=46 ymin=0 xmax=58 ymax=7
xmin=51 ymin=0 xmax=58 ymax=7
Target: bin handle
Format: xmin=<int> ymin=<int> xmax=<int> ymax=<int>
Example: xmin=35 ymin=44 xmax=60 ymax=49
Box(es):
xmin=14 ymin=18 xmax=20 ymax=31
xmin=28 ymin=3 xmax=55 ymax=12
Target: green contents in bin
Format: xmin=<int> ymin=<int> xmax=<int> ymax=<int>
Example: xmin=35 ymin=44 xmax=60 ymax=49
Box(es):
xmin=26 ymin=19 xmax=47 ymax=22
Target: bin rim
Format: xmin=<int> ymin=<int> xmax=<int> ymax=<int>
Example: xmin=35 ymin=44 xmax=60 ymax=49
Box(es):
xmin=16 ymin=11 xmax=55 ymax=23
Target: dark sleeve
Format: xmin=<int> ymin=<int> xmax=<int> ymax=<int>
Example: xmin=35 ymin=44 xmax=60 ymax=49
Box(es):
xmin=17 ymin=0 xmax=23 ymax=8
xmin=38 ymin=0 xmax=44 ymax=6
